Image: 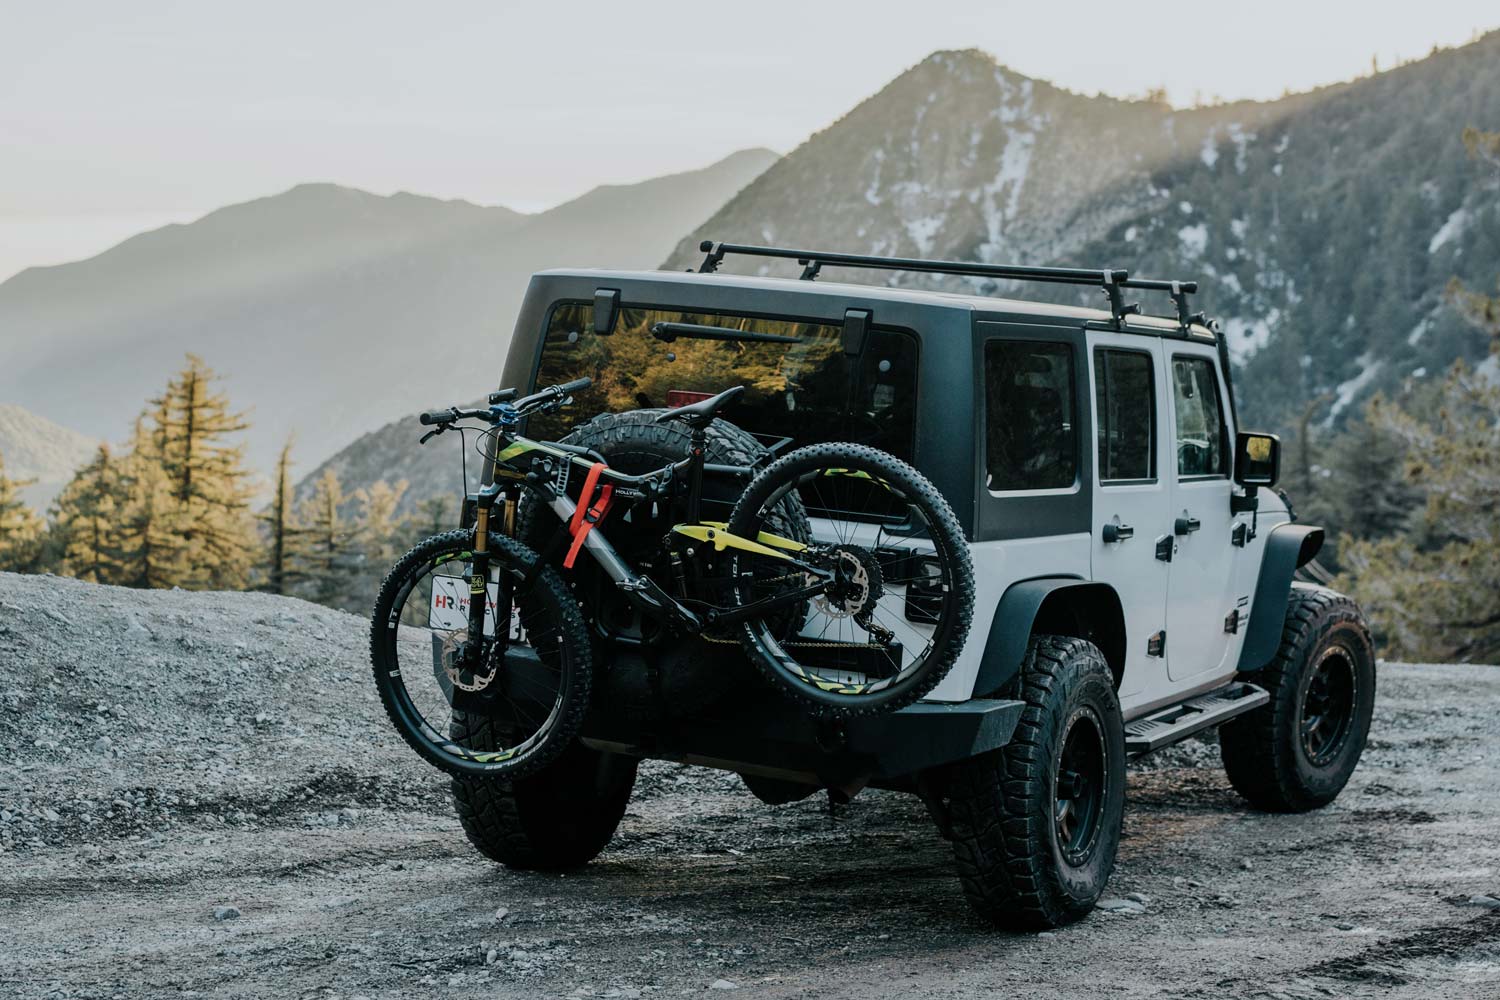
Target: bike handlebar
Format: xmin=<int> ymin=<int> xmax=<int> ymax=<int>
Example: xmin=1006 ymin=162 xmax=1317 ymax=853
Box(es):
xmin=419 ymin=378 xmax=593 ymax=429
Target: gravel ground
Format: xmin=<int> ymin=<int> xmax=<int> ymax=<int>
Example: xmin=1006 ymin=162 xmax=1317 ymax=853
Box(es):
xmin=1 ymin=571 xmax=1497 ymax=999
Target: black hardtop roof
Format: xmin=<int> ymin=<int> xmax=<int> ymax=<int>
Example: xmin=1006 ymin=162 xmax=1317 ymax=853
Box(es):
xmin=534 ymin=267 xmax=1215 ymax=340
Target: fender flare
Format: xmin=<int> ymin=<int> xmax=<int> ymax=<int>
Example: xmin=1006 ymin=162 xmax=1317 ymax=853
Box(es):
xmin=971 ymin=578 xmax=1124 ymax=698
xmin=1236 ymin=522 xmax=1325 ymax=672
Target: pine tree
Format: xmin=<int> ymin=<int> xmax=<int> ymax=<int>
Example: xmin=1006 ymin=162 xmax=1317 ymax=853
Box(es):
xmin=360 ymin=479 xmax=409 ymax=571
xmin=298 ymin=469 xmax=359 ymax=608
xmin=1340 ymin=360 xmax=1500 ymax=661
xmin=151 ymin=355 xmax=256 ymax=589
xmin=49 ymin=444 xmax=126 ymax=582
xmin=0 ymin=449 xmax=45 ymax=572
xmin=114 ymin=416 xmax=187 ymax=589
xmin=259 ymin=437 xmax=310 ymax=596
xmin=405 ymin=496 xmax=456 ymax=549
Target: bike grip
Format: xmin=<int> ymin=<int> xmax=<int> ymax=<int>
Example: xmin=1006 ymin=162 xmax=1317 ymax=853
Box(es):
xmin=419 ymin=408 xmax=455 ymax=426
xmin=556 ymin=377 xmax=592 ymax=394
xmin=488 ymin=388 xmax=517 ymax=404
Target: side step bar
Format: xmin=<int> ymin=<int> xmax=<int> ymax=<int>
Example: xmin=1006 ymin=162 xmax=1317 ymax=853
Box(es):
xmin=1124 ymin=682 xmax=1268 ymax=756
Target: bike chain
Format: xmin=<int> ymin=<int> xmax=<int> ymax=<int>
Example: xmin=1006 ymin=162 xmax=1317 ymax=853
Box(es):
xmin=696 ymin=571 xmax=887 ymax=651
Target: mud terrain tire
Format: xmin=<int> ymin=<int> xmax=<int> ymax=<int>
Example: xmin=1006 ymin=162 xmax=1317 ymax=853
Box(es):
xmin=1220 ymin=584 xmax=1376 ymax=813
xmin=945 ymin=635 xmax=1125 ymax=931
xmin=449 ymin=715 xmax=639 ymax=870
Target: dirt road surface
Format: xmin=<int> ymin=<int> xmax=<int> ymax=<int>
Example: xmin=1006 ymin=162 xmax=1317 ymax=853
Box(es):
xmin=1 ymin=572 xmax=1497 ymax=999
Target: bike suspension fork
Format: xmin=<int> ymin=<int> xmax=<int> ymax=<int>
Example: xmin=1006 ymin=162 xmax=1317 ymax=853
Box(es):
xmin=467 ymin=483 xmax=504 ymax=639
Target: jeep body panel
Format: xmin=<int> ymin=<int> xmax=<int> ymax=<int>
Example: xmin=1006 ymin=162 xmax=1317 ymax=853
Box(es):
xmin=498 ymin=267 xmax=1312 ymax=720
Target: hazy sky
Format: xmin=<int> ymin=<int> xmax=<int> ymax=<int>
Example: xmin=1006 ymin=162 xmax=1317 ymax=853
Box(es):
xmin=2 ymin=1 xmax=1496 ymax=279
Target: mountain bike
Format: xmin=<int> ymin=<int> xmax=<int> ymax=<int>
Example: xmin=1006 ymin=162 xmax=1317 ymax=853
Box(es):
xmin=370 ymin=377 xmax=974 ymax=778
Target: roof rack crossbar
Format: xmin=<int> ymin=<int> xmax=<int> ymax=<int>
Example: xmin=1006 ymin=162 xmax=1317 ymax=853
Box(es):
xmin=694 ymin=240 xmax=1211 ymax=332
xmin=697 ymin=239 xmax=1127 ymax=286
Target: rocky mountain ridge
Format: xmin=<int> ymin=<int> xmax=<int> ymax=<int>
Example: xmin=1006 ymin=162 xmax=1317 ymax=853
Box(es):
xmin=665 ymin=36 xmax=1500 ymax=427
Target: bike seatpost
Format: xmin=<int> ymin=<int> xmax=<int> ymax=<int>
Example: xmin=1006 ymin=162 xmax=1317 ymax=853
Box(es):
xmin=685 ymin=425 xmax=707 ymax=525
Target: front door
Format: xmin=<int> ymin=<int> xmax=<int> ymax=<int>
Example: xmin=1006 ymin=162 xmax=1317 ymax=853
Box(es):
xmin=1086 ymin=333 xmax=1170 ymax=700
xmin=1165 ymin=349 xmax=1238 ymax=681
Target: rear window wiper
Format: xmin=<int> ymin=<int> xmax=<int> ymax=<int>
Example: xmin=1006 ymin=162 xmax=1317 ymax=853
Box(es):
xmin=650 ymin=322 xmax=802 ymax=345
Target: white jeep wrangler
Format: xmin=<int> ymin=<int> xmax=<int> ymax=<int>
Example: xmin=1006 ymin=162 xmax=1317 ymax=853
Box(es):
xmin=449 ymin=241 xmax=1376 ymax=930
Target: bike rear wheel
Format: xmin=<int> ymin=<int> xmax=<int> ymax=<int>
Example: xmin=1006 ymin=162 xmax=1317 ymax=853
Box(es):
xmin=726 ymin=443 xmax=974 ymax=717
xmin=369 ymin=529 xmax=592 ymax=778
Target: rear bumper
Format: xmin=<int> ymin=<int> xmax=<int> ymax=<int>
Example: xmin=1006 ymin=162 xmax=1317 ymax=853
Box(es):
xmin=579 ymin=695 xmax=1024 ymax=789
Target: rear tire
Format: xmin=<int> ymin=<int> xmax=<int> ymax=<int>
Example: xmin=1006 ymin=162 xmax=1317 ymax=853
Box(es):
xmin=449 ymin=715 xmax=639 ymax=870
xmin=945 ymin=635 xmax=1125 ymax=930
xmin=1220 ymin=585 xmax=1376 ymax=812
xmin=727 ymin=442 xmax=974 ymax=717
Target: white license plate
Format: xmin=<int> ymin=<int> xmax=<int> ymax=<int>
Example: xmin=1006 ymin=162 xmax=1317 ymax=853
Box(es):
xmin=428 ymin=575 xmax=522 ymax=640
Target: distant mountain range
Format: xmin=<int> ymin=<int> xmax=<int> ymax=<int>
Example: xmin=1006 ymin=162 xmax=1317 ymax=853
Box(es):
xmin=0 ymin=148 xmax=779 ymax=477
xmin=0 ymin=404 xmax=100 ymax=510
xmin=7 ymin=33 xmax=1499 ymax=522
xmin=665 ymin=34 xmax=1500 ymax=427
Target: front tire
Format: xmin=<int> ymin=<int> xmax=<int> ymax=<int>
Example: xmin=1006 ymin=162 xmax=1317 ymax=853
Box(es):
xmin=945 ymin=636 xmax=1125 ymax=930
xmin=1220 ymin=585 xmax=1376 ymax=812
xmin=369 ymin=530 xmax=593 ymax=780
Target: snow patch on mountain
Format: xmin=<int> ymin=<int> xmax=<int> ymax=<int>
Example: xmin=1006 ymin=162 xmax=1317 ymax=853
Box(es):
xmin=1223 ymin=311 xmax=1276 ymax=364
xmin=1428 ymin=206 xmax=1468 ymax=253
xmin=1178 ymin=223 xmax=1208 ymax=258
xmin=1330 ymin=354 xmax=1384 ymax=419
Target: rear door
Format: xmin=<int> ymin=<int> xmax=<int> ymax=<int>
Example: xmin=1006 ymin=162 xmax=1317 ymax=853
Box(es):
xmin=1164 ymin=349 xmax=1238 ymax=681
xmin=1086 ymin=332 xmax=1170 ymax=700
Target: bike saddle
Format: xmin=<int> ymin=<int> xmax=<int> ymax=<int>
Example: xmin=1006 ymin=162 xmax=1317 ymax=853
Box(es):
xmin=655 ymin=385 xmax=745 ymax=429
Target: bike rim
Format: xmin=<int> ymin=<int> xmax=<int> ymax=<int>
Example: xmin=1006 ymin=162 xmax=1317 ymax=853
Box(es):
xmin=1300 ymin=644 xmax=1357 ymax=766
xmin=1054 ymin=709 xmax=1107 ymax=868
xmin=738 ymin=466 xmax=956 ymax=697
xmin=384 ymin=548 xmax=571 ymax=767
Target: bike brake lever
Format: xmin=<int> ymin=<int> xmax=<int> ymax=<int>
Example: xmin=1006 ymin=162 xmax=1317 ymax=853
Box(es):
xmin=419 ymin=425 xmax=446 ymax=445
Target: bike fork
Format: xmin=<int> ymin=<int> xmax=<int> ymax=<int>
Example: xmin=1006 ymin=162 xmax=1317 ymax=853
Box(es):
xmin=467 ymin=483 xmax=504 ymax=640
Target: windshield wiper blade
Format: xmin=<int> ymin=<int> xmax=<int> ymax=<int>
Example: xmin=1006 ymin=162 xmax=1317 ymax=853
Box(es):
xmin=650 ymin=322 xmax=802 ymax=345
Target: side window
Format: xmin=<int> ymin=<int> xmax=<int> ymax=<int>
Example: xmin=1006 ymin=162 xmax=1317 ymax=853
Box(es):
xmin=1094 ymin=349 xmax=1155 ymax=482
xmin=1171 ymin=356 xmax=1228 ymax=477
xmin=985 ymin=340 xmax=1077 ymax=491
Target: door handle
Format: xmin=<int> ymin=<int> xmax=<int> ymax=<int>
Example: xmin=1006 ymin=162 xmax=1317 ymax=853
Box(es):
xmin=1101 ymin=523 xmax=1134 ymax=543
xmin=1175 ymin=515 xmax=1201 ymax=536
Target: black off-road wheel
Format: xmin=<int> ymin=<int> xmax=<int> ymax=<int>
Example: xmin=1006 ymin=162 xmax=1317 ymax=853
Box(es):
xmin=449 ymin=711 xmax=639 ymax=870
xmin=1220 ymin=585 xmax=1376 ymax=813
xmin=944 ymin=635 xmax=1125 ymax=931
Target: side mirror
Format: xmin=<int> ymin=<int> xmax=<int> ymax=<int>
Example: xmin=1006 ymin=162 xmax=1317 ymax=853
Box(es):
xmin=1234 ymin=431 xmax=1281 ymax=489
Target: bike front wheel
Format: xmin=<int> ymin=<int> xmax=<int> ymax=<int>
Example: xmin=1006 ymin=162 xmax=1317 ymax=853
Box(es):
xmin=726 ymin=443 xmax=974 ymax=717
xmin=369 ymin=529 xmax=592 ymax=779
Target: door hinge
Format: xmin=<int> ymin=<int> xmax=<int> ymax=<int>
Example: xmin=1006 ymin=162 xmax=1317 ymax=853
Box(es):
xmin=1224 ymin=609 xmax=1241 ymax=634
xmin=1147 ymin=630 xmax=1166 ymax=657
xmin=1231 ymin=522 xmax=1250 ymax=547
xmin=1154 ymin=535 xmax=1174 ymax=562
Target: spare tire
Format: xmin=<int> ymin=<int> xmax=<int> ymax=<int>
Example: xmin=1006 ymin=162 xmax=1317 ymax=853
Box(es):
xmin=516 ymin=409 xmax=810 ymax=719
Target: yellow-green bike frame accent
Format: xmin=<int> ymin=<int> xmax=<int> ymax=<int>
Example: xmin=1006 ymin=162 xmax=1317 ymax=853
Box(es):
xmin=671 ymin=522 xmax=806 ymax=560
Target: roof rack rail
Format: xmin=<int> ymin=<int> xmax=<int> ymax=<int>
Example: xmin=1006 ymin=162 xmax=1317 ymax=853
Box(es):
xmin=695 ymin=240 xmax=1206 ymax=332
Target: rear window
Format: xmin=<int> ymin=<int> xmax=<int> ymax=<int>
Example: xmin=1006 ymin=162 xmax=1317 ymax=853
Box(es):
xmin=529 ymin=302 xmax=918 ymax=459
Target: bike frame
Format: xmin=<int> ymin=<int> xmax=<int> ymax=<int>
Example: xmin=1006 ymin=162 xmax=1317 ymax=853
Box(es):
xmin=467 ymin=419 xmax=832 ymax=642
